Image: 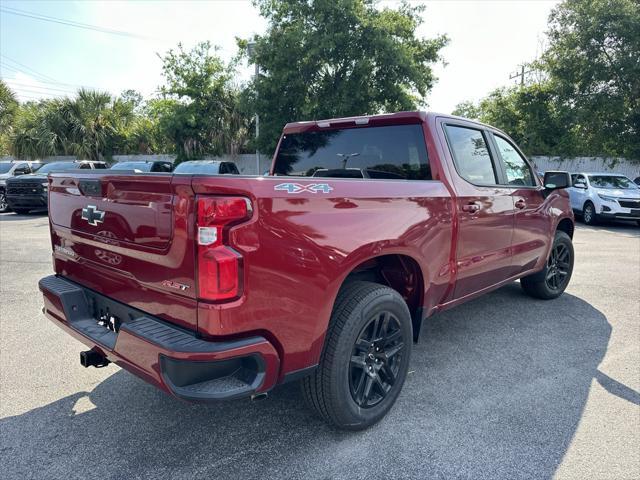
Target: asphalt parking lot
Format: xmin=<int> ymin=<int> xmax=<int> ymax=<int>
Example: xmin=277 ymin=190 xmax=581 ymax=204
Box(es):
xmin=1 ymin=212 xmax=638 ymax=480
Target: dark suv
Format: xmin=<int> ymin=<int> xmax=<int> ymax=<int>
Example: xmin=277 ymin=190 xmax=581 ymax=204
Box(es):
xmin=6 ymin=160 xmax=108 ymax=214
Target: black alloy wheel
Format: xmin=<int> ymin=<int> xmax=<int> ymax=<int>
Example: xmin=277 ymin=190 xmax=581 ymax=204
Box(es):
xmin=545 ymin=242 xmax=571 ymax=292
xmin=349 ymin=311 xmax=405 ymax=408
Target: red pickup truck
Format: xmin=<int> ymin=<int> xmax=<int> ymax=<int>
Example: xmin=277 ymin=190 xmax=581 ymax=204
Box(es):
xmin=39 ymin=112 xmax=574 ymax=429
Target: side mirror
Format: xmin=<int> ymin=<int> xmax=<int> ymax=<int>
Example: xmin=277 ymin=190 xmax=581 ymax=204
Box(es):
xmin=543 ymin=171 xmax=571 ymax=190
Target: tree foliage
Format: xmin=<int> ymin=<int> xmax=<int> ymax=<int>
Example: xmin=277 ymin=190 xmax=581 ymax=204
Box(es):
xmin=543 ymin=0 xmax=639 ymax=159
xmin=9 ymin=90 xmax=137 ymax=160
xmin=157 ymin=42 xmax=250 ymax=161
xmin=0 ymin=80 xmax=19 ymax=155
xmin=244 ymin=0 xmax=448 ymax=152
xmin=452 ymin=84 xmax=577 ymax=156
xmin=454 ymin=0 xmax=639 ymax=159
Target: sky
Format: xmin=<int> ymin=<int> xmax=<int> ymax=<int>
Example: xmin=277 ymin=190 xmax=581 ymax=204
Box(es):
xmin=0 ymin=0 xmax=559 ymax=114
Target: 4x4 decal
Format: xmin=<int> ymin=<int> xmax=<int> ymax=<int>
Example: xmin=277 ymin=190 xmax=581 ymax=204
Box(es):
xmin=274 ymin=183 xmax=333 ymax=194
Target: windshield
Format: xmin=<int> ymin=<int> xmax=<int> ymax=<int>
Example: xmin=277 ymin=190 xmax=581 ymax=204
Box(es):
xmin=174 ymin=162 xmax=220 ymax=174
xmin=588 ymin=175 xmax=636 ymax=189
xmin=273 ymin=124 xmax=431 ymax=180
xmin=36 ymin=162 xmax=78 ymax=174
xmin=110 ymin=162 xmax=152 ymax=172
xmin=0 ymin=163 xmax=13 ymax=173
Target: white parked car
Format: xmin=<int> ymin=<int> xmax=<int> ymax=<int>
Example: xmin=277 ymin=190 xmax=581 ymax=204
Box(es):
xmin=569 ymin=173 xmax=640 ymax=226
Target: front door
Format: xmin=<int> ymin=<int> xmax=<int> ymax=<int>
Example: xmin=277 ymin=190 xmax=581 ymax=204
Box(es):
xmin=441 ymin=123 xmax=515 ymax=299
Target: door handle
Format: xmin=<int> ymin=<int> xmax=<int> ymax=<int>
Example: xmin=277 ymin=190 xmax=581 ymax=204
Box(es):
xmin=462 ymin=202 xmax=481 ymax=213
xmin=515 ymin=199 xmax=526 ymax=209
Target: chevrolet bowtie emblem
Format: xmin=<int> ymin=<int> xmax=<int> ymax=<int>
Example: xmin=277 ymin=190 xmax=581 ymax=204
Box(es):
xmin=81 ymin=205 xmax=105 ymax=226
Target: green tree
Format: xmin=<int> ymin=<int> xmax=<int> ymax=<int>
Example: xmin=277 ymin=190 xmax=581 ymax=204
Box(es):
xmin=156 ymin=41 xmax=247 ymax=162
xmin=10 ymin=100 xmax=66 ymax=159
xmin=543 ymin=0 xmax=640 ymax=159
xmin=10 ymin=90 xmax=135 ymax=160
xmin=455 ymin=0 xmax=640 ymax=159
xmin=243 ymin=0 xmax=448 ymax=153
xmin=453 ymin=84 xmax=577 ymax=156
xmin=0 ymin=80 xmax=19 ymax=155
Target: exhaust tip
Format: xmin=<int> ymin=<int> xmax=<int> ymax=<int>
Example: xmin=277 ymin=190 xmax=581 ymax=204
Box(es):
xmin=251 ymin=392 xmax=268 ymax=402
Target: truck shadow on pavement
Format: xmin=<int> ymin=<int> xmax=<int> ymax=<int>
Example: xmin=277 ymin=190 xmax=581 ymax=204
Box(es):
xmin=2 ymin=284 xmax=620 ymax=480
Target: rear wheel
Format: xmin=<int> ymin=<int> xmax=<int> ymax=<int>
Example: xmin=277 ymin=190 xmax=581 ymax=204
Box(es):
xmin=301 ymin=281 xmax=412 ymax=430
xmin=521 ymin=231 xmax=574 ymax=299
xmin=582 ymin=201 xmax=597 ymax=225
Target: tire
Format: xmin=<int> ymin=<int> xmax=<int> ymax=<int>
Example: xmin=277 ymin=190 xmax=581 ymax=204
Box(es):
xmin=12 ymin=208 xmax=31 ymax=215
xmin=582 ymin=201 xmax=597 ymax=225
xmin=521 ymin=231 xmax=574 ymax=300
xmin=0 ymin=191 xmax=8 ymax=213
xmin=301 ymin=281 xmax=412 ymax=430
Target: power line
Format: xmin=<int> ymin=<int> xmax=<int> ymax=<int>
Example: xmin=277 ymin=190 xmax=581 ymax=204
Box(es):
xmin=1 ymin=54 xmax=59 ymax=83
xmin=0 ymin=6 xmax=152 ymax=40
xmin=0 ymin=59 xmax=101 ymax=91
xmin=2 ymin=80 xmax=78 ymax=94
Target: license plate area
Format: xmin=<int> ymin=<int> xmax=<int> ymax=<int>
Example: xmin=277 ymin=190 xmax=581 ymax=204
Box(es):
xmin=84 ymin=290 xmax=144 ymax=336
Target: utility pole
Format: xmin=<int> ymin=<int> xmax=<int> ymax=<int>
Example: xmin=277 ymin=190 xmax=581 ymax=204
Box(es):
xmin=247 ymin=42 xmax=260 ymax=175
xmin=509 ymin=64 xmax=532 ymax=86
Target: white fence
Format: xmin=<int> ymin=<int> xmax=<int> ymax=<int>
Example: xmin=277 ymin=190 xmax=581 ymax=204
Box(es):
xmin=531 ymin=156 xmax=639 ymax=179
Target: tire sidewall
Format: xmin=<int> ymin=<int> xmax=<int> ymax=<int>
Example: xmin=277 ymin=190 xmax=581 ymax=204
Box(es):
xmin=330 ymin=289 xmax=412 ymax=428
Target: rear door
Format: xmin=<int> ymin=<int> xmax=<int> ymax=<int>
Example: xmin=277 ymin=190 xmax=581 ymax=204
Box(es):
xmin=441 ymin=122 xmax=515 ymax=299
xmin=48 ymin=171 xmax=198 ymax=329
xmin=488 ymin=133 xmax=548 ymax=275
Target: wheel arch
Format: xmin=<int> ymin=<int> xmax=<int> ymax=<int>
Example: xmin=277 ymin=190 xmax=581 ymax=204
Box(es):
xmin=336 ymin=253 xmax=426 ymax=342
xmin=556 ymin=217 xmax=575 ymax=239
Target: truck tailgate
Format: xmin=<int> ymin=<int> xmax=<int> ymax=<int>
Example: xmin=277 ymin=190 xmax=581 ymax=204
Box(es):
xmin=48 ymin=172 xmax=198 ymax=330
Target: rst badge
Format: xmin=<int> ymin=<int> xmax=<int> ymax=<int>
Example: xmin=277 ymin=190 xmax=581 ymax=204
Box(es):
xmin=274 ymin=183 xmax=333 ymax=194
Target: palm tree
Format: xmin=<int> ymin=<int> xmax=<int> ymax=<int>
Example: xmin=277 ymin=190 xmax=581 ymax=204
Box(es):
xmin=0 ymin=80 xmax=19 ymax=155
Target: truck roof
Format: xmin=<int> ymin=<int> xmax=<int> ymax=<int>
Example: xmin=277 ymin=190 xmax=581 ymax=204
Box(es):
xmin=282 ymin=110 xmax=494 ymax=134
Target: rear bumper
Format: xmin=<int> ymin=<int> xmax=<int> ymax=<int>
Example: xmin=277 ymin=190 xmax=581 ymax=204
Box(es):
xmin=39 ymin=275 xmax=280 ymax=401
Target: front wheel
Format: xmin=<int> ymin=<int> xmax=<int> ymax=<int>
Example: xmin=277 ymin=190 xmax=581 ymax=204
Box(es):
xmin=301 ymin=281 xmax=412 ymax=430
xmin=582 ymin=201 xmax=597 ymax=225
xmin=0 ymin=191 xmax=8 ymax=213
xmin=521 ymin=231 xmax=574 ymax=300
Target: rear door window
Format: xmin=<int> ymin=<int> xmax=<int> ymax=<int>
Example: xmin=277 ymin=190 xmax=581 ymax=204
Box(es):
xmin=444 ymin=125 xmax=497 ymax=185
xmin=273 ymin=124 xmax=431 ymax=180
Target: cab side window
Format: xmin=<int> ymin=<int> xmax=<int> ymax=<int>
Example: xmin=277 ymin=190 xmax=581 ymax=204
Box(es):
xmin=493 ymin=136 xmax=535 ymax=186
xmin=444 ymin=125 xmax=497 ymax=185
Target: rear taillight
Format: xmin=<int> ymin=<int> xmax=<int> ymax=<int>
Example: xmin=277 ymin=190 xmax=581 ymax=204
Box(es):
xmin=196 ymin=196 xmax=252 ymax=301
